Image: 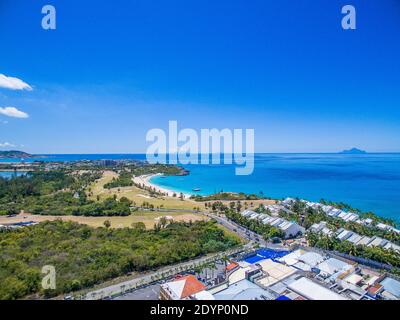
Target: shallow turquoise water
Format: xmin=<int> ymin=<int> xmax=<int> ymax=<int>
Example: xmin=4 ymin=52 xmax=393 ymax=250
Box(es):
xmin=150 ymin=154 xmax=400 ymax=221
xmin=0 ymin=171 xmax=26 ymax=179
xmin=2 ymin=153 xmax=399 ymax=221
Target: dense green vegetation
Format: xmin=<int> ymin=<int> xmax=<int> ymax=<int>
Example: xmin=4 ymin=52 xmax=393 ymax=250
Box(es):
xmin=225 ymin=209 xmax=284 ymax=240
xmin=281 ymin=200 xmax=400 ymax=245
xmin=0 ymin=220 xmax=240 ymax=299
xmin=307 ymin=232 xmax=400 ymax=269
xmin=104 ymin=170 xmax=133 ymax=189
xmin=23 ymin=192 xmax=132 ymax=216
xmin=319 ymin=198 xmax=396 ymax=226
xmin=71 ymin=196 xmax=132 ymax=216
xmin=191 ymin=192 xmax=264 ymax=202
xmin=0 ymin=171 xmax=134 ymax=216
xmin=206 ymin=201 xmax=284 ymax=240
xmin=0 ymin=172 xmax=77 ymax=215
xmin=0 ymin=165 xmax=188 ymax=217
xmin=22 ymin=191 xmax=86 ymax=216
xmin=0 ymin=172 xmax=74 ymax=199
xmin=131 ymin=164 xmax=188 ymax=177
xmin=0 ymin=150 xmax=34 ymax=158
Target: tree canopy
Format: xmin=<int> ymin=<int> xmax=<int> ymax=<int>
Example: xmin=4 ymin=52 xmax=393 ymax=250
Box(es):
xmin=0 ymin=220 xmax=239 ymax=299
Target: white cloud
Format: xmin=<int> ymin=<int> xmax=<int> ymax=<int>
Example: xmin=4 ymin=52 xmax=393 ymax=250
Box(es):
xmin=0 ymin=106 xmax=29 ymax=118
xmin=0 ymin=142 xmax=16 ymax=148
xmin=0 ymin=73 xmax=32 ymax=91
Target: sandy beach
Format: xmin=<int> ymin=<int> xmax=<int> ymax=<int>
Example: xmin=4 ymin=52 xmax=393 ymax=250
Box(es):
xmin=133 ymin=174 xmax=192 ymax=199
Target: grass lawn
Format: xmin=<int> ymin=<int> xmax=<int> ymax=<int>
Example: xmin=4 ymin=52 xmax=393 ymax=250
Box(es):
xmin=87 ymin=171 xmax=206 ymax=211
xmin=0 ymin=210 xmax=207 ymax=229
xmin=0 ymin=172 xmax=210 ymax=230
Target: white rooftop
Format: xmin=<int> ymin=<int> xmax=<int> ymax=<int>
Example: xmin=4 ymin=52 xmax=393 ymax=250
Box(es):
xmin=192 ymin=290 xmax=215 ymax=300
xmin=316 ymin=258 xmax=352 ymax=277
xmin=298 ymin=252 xmax=325 ymax=268
xmin=278 ymin=249 xmax=306 ymax=266
xmin=288 ymin=277 xmax=347 ymax=300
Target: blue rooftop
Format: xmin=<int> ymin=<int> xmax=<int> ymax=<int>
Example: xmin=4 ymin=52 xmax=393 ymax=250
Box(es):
xmin=244 ymin=248 xmax=289 ymax=264
xmin=380 ymin=277 xmax=400 ymax=298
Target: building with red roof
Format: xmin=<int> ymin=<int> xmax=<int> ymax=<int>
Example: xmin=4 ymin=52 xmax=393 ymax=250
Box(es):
xmin=226 ymin=261 xmax=239 ymax=273
xmin=160 ymin=275 xmax=206 ymax=300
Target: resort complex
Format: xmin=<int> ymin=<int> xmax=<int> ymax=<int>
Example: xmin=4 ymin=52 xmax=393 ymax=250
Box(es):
xmin=1 ymin=1 xmax=400 ymax=314
xmin=148 ymin=196 xmax=400 ymax=301
xmin=156 ymin=246 xmax=400 ymax=301
xmin=0 ymin=159 xmax=400 ymax=301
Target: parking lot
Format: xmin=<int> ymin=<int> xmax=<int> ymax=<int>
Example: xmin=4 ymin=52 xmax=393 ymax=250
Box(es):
xmin=113 ymin=283 xmax=160 ymax=300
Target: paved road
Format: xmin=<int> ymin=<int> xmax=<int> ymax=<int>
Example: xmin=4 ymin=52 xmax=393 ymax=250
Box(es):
xmin=79 ymin=210 xmax=283 ymax=300
xmin=204 ymin=212 xmax=287 ymax=250
xmin=82 ymin=245 xmax=248 ymax=300
xmin=204 ymin=212 xmax=267 ymax=245
xmin=113 ymin=284 xmax=160 ymax=300
xmin=130 ymin=206 xmax=199 ymax=213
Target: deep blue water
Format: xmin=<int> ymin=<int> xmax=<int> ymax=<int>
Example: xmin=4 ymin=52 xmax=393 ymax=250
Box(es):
xmin=150 ymin=154 xmax=400 ymax=222
xmin=1 ymin=153 xmax=400 ymax=221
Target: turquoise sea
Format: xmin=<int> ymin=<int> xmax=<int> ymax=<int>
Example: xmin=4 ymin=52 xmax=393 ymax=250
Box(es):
xmin=1 ymin=153 xmax=400 ymax=221
xmin=0 ymin=171 xmax=26 ymax=179
xmin=150 ymin=154 xmax=400 ymax=222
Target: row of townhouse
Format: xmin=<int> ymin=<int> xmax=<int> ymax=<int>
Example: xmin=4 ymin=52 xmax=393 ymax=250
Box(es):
xmin=310 ymin=221 xmax=400 ymax=253
xmin=241 ymin=210 xmax=305 ymax=239
xmin=281 ymin=198 xmax=400 ymax=234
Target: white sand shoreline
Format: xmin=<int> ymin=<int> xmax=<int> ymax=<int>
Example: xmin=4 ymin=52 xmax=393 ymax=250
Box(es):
xmin=133 ymin=174 xmax=192 ymax=199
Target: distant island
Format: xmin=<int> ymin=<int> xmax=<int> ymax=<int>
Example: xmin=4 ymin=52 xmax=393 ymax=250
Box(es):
xmin=339 ymin=148 xmax=367 ymax=154
xmin=0 ymin=150 xmax=36 ymax=159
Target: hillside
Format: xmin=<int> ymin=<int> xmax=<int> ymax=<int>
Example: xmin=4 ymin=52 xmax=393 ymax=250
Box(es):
xmin=340 ymin=148 xmax=367 ymax=154
xmin=0 ymin=150 xmax=34 ymax=159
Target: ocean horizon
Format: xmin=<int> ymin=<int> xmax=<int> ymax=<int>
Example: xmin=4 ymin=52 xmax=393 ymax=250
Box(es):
xmin=1 ymin=153 xmax=400 ymax=222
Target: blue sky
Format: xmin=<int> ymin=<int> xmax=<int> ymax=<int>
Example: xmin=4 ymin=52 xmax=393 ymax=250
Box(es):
xmin=0 ymin=0 xmax=399 ymax=153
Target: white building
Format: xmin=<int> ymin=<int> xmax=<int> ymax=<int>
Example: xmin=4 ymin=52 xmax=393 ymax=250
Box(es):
xmin=333 ymin=230 xmax=400 ymax=253
xmin=281 ymin=198 xmax=296 ymax=206
xmin=355 ymin=236 xmax=372 ymax=246
xmin=316 ymin=258 xmax=353 ymax=278
xmin=241 ymin=209 xmax=257 ymax=217
xmin=383 ymin=242 xmax=400 ymax=252
xmin=310 ymin=221 xmax=333 ymax=236
xmin=346 ymin=233 xmax=363 ymax=244
xmin=336 ymin=229 xmax=354 ymax=241
xmin=288 ymin=277 xmax=348 ymax=300
xmin=241 ymin=209 xmax=304 ymax=239
xmin=297 ymin=252 xmax=325 ymax=268
xmin=279 ymin=221 xmax=305 ymax=238
xmin=367 ymin=237 xmax=388 ymax=248
xmin=261 ymin=215 xmax=304 ymax=238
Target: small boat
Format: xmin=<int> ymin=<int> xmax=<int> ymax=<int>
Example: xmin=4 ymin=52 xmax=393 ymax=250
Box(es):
xmin=192 ymin=188 xmax=201 ymax=192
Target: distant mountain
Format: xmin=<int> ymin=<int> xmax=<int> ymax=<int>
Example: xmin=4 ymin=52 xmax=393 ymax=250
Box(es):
xmin=340 ymin=148 xmax=367 ymax=154
xmin=0 ymin=150 xmax=35 ymax=159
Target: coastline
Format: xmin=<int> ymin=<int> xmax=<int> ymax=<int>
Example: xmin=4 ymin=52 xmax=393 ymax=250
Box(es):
xmin=133 ymin=174 xmax=192 ymax=199
xmin=0 ymin=169 xmax=33 ymax=172
xmin=1 ymin=153 xmax=399 ymax=221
